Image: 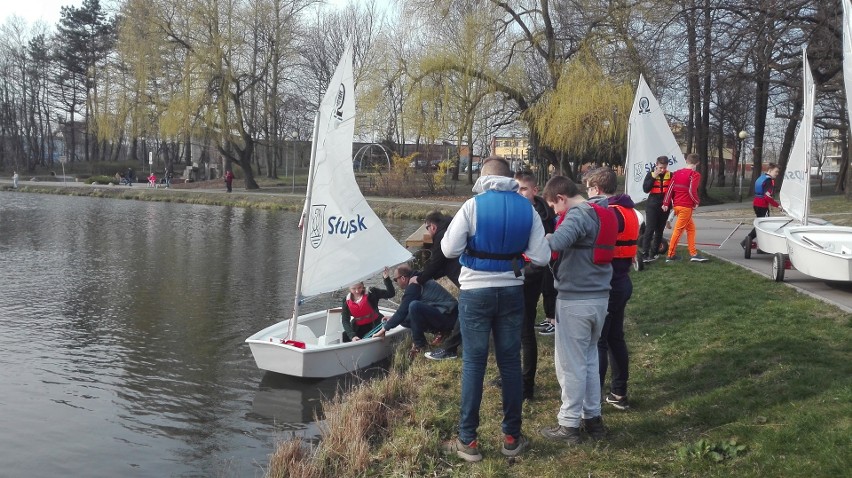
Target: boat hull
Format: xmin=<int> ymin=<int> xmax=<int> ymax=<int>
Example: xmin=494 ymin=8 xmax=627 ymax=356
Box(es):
xmin=753 ymin=216 xmax=829 ymax=255
xmin=245 ymin=307 xmax=406 ymax=378
xmin=784 ymin=226 xmax=852 ymax=282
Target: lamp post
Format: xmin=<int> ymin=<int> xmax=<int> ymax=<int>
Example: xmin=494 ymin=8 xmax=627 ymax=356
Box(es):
xmin=737 ymin=130 xmax=747 ymax=202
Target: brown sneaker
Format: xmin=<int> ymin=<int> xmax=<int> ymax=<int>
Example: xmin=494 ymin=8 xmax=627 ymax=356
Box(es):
xmin=430 ymin=332 xmax=445 ymax=347
xmin=581 ymin=416 xmax=607 ymax=441
xmin=407 ymin=345 xmax=422 ymax=360
xmin=442 ymin=437 xmax=483 ymax=462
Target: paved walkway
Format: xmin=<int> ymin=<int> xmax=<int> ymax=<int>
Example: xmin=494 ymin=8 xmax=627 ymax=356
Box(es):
xmin=662 ymin=210 xmax=852 ymax=314
xmin=3 ymin=179 xmax=850 ymax=313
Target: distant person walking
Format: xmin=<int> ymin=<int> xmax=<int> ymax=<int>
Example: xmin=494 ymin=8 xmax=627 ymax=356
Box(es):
xmin=12 ymin=171 xmax=18 ymax=188
xmin=741 ymin=163 xmax=782 ymax=250
xmin=165 ymin=170 xmax=174 ymax=189
xmin=662 ymin=153 xmax=708 ymax=262
xmin=224 ymin=170 xmax=234 ymax=193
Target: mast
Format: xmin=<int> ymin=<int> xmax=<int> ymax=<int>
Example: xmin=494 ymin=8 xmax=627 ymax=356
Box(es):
xmin=287 ymin=112 xmax=322 ymax=341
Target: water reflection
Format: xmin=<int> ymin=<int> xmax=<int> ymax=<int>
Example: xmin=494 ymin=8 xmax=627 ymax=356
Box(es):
xmin=249 ymin=365 xmax=389 ymax=427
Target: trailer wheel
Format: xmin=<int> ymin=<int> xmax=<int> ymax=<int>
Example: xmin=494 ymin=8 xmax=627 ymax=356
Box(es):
xmin=744 ymin=237 xmax=753 ymax=259
xmin=772 ymin=253 xmax=786 ymax=282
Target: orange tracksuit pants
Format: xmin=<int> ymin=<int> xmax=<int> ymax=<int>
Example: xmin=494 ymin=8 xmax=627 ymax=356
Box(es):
xmin=667 ymin=206 xmax=698 ymax=257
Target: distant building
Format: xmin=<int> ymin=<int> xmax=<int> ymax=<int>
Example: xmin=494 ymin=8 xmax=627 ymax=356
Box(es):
xmin=490 ymin=136 xmax=529 ymax=171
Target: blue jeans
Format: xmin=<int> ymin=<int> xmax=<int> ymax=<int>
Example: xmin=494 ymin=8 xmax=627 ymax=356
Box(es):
xmin=457 ymin=286 xmax=524 ymax=443
xmin=408 ymin=301 xmax=457 ymax=348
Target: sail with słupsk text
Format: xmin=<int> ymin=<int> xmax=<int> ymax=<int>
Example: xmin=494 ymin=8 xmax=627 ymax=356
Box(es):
xmin=778 ymin=47 xmax=814 ymax=226
xmin=624 ymin=74 xmax=685 ymax=203
xmin=296 ymin=42 xmax=412 ymax=300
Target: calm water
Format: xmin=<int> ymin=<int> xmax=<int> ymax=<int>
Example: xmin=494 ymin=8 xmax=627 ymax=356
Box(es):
xmin=0 ymin=192 xmax=417 ymax=477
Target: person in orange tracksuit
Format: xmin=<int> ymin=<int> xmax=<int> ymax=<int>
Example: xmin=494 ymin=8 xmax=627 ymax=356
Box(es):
xmin=662 ymin=153 xmax=708 ymax=263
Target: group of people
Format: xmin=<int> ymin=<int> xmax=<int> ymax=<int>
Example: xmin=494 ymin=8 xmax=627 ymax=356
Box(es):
xmin=341 ymin=155 xmax=714 ymax=462
xmin=638 ymin=153 xmax=709 ymax=263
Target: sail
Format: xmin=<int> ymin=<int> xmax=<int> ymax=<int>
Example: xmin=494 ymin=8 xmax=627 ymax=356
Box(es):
xmin=299 ymin=44 xmax=412 ymax=297
xmin=844 ymin=0 xmax=852 ymax=130
xmin=624 ymin=74 xmax=685 ymax=203
xmin=779 ymin=47 xmax=814 ymax=224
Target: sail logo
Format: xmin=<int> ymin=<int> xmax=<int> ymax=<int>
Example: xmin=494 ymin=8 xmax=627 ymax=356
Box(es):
xmin=309 ymin=205 xmax=327 ymax=249
xmin=785 ymin=170 xmax=807 ymax=181
xmin=328 ymin=214 xmax=368 ymax=239
xmin=638 ymin=96 xmax=651 ymax=114
xmin=334 ymin=84 xmax=346 ymax=121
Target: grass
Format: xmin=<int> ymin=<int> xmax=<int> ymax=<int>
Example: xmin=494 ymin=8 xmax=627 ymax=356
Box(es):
xmin=270 ymin=250 xmax=851 ymax=477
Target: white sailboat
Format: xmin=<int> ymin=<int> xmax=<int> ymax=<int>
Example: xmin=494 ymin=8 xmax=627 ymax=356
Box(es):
xmin=245 ymin=43 xmax=413 ymax=377
xmin=751 ymin=46 xmax=828 ymax=264
xmin=777 ymin=4 xmax=852 ymax=283
xmin=624 ymin=74 xmax=685 ymax=204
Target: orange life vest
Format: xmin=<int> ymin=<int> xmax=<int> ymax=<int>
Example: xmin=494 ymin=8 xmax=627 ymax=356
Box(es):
xmin=609 ymin=204 xmax=639 ymax=259
xmin=346 ymin=295 xmax=380 ymax=326
xmin=649 ymin=171 xmax=672 ymax=195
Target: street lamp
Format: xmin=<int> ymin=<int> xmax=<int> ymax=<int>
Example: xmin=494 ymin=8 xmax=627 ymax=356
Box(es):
xmin=737 ymin=130 xmax=748 ymax=202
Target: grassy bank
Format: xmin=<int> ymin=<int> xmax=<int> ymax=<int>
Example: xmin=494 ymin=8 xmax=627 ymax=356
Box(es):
xmin=270 ymin=253 xmax=850 ymax=478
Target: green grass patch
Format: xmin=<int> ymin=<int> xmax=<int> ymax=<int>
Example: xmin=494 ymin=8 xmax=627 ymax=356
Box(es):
xmin=272 ymin=251 xmax=850 ymax=477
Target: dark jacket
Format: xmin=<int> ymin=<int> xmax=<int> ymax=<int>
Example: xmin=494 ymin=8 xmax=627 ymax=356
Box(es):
xmin=418 ymin=216 xmax=461 ymax=287
xmin=383 ymin=272 xmax=458 ymax=331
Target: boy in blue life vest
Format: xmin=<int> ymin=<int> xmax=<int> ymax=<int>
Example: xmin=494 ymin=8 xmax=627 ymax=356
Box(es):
xmin=440 ymin=157 xmax=550 ymax=462
xmin=539 ymin=175 xmax=614 ymax=445
xmin=740 ymin=163 xmax=782 ymax=249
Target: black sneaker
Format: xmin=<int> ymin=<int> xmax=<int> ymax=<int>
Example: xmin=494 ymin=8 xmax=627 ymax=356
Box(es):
xmin=424 ymin=348 xmax=458 ymax=361
xmin=605 ymin=392 xmax=630 ymax=410
xmin=642 ymin=254 xmax=658 ymax=263
xmin=665 ymin=255 xmax=680 ymax=263
xmin=538 ymin=323 xmax=555 ymax=336
xmin=535 ymin=319 xmax=551 ymax=328
xmin=581 ymin=416 xmax=606 ymax=441
xmin=501 ymin=433 xmax=529 ymax=457
xmin=539 ymin=424 xmax=582 ymax=444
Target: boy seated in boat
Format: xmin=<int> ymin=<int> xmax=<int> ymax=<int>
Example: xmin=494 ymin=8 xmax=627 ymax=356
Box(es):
xmin=341 ymin=267 xmax=395 ymax=342
xmin=374 ymin=264 xmax=458 ymax=360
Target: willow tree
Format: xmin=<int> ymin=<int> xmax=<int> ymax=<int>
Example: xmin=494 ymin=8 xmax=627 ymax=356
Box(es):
xmin=529 ymin=51 xmax=633 ymax=178
xmin=405 ymin=0 xmax=656 ymax=180
xmin=118 ymin=0 xmax=316 ymax=190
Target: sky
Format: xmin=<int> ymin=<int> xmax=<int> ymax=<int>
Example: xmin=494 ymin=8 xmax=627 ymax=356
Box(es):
xmin=0 ymin=0 xmax=83 ymax=26
xmin=0 ymin=1 xmax=386 ymax=27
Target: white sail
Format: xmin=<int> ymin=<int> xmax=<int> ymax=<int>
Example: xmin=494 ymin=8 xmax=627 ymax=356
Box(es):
xmin=299 ymin=43 xmax=412 ymax=298
xmin=624 ymin=74 xmax=685 ymax=203
xmin=779 ymin=47 xmax=814 ymax=225
xmin=844 ymin=0 xmax=852 ymax=131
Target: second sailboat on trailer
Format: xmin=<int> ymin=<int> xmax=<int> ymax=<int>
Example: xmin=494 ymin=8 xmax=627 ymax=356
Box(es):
xmin=245 ymin=43 xmax=413 ymax=378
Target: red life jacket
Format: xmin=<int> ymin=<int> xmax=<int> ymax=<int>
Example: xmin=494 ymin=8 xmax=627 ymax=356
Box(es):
xmin=346 ymin=294 xmax=380 ymax=326
xmin=609 ymin=204 xmax=639 ymax=259
xmin=580 ymin=202 xmax=618 ymax=265
xmin=649 ymin=171 xmax=672 ymax=195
